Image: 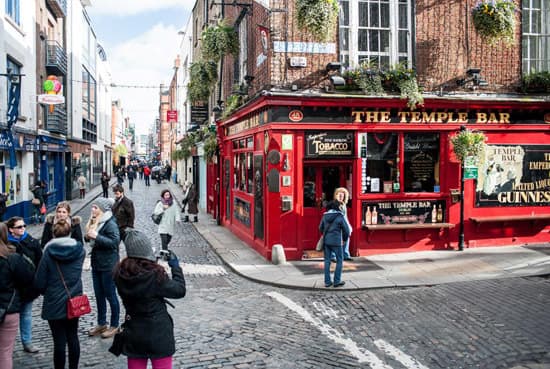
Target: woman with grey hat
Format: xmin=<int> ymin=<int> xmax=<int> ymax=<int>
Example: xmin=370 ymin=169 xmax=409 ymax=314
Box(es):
xmin=110 ymin=229 xmax=186 ymax=369
xmin=152 ymin=189 xmax=180 ymax=251
xmin=84 ymin=197 xmax=121 ymax=340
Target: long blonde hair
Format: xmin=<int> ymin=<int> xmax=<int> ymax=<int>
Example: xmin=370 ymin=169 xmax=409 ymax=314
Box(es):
xmin=85 ymin=208 xmax=103 ymax=233
xmin=333 ymin=187 xmax=349 ymax=204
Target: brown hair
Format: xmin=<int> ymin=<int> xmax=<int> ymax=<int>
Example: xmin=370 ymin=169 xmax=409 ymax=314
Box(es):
xmin=6 ymin=216 xmax=24 ymax=230
xmin=112 ymin=184 xmax=124 ymax=193
xmin=53 ymin=219 xmax=71 ymax=238
xmin=160 ymin=189 xmax=172 ymax=198
xmin=114 ymin=257 xmax=168 ymax=283
xmin=55 ymin=201 xmax=72 ymax=214
xmin=0 ymin=223 xmax=15 ymax=258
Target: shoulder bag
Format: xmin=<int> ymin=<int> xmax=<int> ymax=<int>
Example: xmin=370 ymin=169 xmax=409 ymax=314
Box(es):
xmin=0 ymin=290 xmax=16 ymax=324
xmin=55 ymin=262 xmax=91 ymax=320
xmin=151 ymin=200 xmax=164 ymax=225
xmin=315 ymin=217 xmax=337 ymax=251
xmin=32 ymin=198 xmax=40 ymax=205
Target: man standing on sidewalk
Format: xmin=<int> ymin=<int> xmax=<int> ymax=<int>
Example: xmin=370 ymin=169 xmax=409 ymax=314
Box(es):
xmin=143 ymin=165 xmax=151 ymax=187
xmin=111 ymin=184 xmax=135 ymax=242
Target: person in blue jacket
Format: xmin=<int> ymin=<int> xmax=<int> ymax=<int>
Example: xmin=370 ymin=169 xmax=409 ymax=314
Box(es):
xmin=319 ymin=200 xmax=350 ymax=288
xmin=34 ymin=219 xmax=85 ymax=369
xmin=84 ymin=197 xmax=121 ymax=339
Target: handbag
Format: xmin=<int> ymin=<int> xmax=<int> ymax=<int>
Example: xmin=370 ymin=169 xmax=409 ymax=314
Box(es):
xmin=32 ymin=198 xmax=40 ymax=205
xmin=151 ymin=212 xmax=163 ymax=225
xmin=40 ymin=204 xmax=47 ymax=215
xmin=55 ymin=262 xmax=91 ymax=320
xmin=0 ymin=290 xmax=16 ymax=324
xmin=108 ymin=322 xmax=127 ymax=356
xmin=315 ymin=217 xmax=337 ymax=251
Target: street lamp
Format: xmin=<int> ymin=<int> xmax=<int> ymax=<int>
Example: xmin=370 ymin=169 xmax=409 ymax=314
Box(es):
xmin=458 ymin=127 xmax=466 ymax=251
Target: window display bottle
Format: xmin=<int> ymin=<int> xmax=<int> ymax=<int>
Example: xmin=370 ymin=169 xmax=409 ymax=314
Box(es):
xmin=431 ymin=205 xmax=437 ymax=223
xmin=371 ymin=206 xmax=378 ymax=225
xmin=437 ymin=205 xmax=443 ymax=223
xmin=365 ymin=206 xmax=372 ymax=225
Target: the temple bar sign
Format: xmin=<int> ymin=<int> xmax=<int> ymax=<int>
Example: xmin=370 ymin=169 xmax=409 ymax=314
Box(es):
xmin=352 ymin=110 xmax=513 ymax=124
xmin=306 ymin=132 xmax=354 ymax=158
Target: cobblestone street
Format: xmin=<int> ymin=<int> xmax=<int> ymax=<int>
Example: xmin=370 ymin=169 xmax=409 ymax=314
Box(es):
xmin=12 ymin=179 xmax=550 ymax=369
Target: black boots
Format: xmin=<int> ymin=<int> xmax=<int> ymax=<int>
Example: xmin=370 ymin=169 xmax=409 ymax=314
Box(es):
xmin=193 ymin=216 xmax=198 ymax=222
xmin=184 ymin=215 xmax=189 ymax=222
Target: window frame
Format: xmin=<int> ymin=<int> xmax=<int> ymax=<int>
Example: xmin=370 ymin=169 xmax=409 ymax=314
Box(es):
xmin=522 ymin=0 xmax=550 ymax=73
xmin=232 ymin=137 xmax=254 ymax=194
xmin=5 ymin=0 xmax=20 ymax=25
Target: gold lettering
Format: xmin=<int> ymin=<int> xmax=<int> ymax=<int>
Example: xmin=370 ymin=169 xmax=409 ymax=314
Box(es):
xmin=499 ymin=113 xmax=510 ymax=123
xmin=365 ymin=111 xmax=379 ymax=123
xmin=380 ymin=111 xmax=391 ymax=123
xmin=458 ymin=112 xmax=469 ymax=123
xmin=398 ymin=112 xmax=409 ymax=123
xmin=422 ymin=112 xmax=436 ymax=123
xmin=447 ymin=112 xmax=458 ymax=123
xmin=487 ymin=113 xmax=499 ymax=123
xmin=352 ymin=111 xmax=364 ymax=123
xmin=436 ymin=112 xmax=448 ymax=123
xmin=410 ymin=112 xmax=421 ymax=123
xmin=477 ymin=113 xmax=487 ymax=123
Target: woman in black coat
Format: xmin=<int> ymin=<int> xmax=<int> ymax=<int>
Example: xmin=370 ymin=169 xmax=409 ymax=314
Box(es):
xmin=40 ymin=201 xmax=83 ymax=249
xmin=0 ymin=222 xmax=34 ymax=369
xmin=34 ymin=220 xmax=85 ymax=369
xmin=111 ymin=229 xmax=186 ymax=368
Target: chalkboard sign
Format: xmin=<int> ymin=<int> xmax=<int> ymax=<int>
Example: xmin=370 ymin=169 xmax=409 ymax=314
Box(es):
xmin=404 ymin=133 xmax=439 ymax=192
xmin=362 ymin=200 xmax=446 ymax=225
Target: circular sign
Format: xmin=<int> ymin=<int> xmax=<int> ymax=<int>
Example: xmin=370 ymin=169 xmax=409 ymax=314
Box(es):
xmin=289 ymin=110 xmax=304 ymax=122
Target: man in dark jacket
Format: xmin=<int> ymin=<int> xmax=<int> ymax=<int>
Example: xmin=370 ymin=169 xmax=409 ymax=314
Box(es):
xmin=319 ymin=200 xmax=350 ymax=288
xmin=111 ymin=184 xmax=135 ymax=241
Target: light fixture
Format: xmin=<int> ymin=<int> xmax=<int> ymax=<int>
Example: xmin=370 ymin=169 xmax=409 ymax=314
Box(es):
xmin=325 ymin=62 xmax=342 ymax=73
xmin=244 ymin=75 xmax=255 ymax=85
xmin=456 ymin=67 xmax=488 ymax=88
xmin=329 ymin=75 xmax=346 ymax=88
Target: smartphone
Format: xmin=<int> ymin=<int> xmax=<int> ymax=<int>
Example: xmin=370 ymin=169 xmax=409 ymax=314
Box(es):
xmin=159 ymin=250 xmax=170 ymax=261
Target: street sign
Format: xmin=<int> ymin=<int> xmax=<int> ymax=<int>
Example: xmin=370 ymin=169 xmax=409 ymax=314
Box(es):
xmin=464 ymin=166 xmax=478 ymax=179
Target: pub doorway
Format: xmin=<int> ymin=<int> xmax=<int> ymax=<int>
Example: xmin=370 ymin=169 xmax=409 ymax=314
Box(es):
xmin=301 ymin=162 xmax=353 ymax=252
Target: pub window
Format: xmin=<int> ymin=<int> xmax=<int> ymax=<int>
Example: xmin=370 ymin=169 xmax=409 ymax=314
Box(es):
xmin=404 ymin=133 xmax=440 ymax=192
xmin=522 ymin=0 xmax=550 ymax=73
xmin=232 ymin=136 xmax=254 ymax=194
xmin=364 ymin=133 xmax=398 ymax=193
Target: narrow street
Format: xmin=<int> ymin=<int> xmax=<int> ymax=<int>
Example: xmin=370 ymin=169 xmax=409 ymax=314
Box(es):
xmin=13 ymin=179 xmax=550 ymax=369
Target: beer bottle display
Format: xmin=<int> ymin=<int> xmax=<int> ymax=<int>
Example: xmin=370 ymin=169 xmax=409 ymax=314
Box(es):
xmin=365 ymin=206 xmax=372 ymax=225
xmin=371 ymin=206 xmax=378 ymax=224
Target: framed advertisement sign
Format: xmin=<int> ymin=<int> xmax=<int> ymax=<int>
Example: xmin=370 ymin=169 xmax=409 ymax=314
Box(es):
xmin=305 ymin=132 xmax=354 ymax=158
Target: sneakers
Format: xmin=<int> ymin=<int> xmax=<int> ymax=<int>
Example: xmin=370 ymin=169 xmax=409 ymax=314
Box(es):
xmin=88 ymin=325 xmax=108 ymax=337
xmin=23 ymin=344 xmax=39 ymax=353
xmin=334 ymin=281 xmax=346 ymax=288
xmin=101 ymin=326 xmax=119 ymax=339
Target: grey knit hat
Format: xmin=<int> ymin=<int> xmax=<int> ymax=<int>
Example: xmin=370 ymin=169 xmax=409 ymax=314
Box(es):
xmin=124 ymin=228 xmax=156 ymax=262
xmin=93 ymin=197 xmax=114 ymax=213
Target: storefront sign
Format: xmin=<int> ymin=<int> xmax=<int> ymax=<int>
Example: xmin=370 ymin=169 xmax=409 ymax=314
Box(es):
xmin=362 ymin=200 xmax=446 ymax=225
xmin=191 ymin=104 xmax=208 ymax=125
xmin=352 ymin=110 xmax=512 ymax=124
xmin=167 ymin=110 xmax=178 ymax=122
xmin=305 ymin=132 xmax=354 ymax=158
xmin=476 ymin=144 xmax=550 ymax=207
xmin=226 ymin=112 xmax=262 ymax=136
xmin=288 ymin=110 xmax=303 ymax=122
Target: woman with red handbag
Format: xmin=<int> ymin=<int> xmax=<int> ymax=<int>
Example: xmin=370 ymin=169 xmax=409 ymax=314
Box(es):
xmin=34 ymin=220 xmax=85 ymax=369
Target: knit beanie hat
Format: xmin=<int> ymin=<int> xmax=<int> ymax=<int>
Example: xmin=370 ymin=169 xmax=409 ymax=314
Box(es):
xmin=124 ymin=228 xmax=156 ymax=262
xmin=93 ymin=197 xmax=114 ymax=213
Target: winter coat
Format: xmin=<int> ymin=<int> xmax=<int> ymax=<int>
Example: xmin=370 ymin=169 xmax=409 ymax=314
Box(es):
xmin=319 ymin=210 xmax=350 ymax=247
xmin=40 ymin=214 xmax=84 ymax=248
xmin=187 ymin=185 xmax=199 ymax=215
xmin=88 ymin=213 xmax=120 ymax=272
xmin=101 ymin=175 xmax=110 ymax=189
xmin=112 ymin=195 xmax=135 ymax=234
xmin=0 ymin=252 xmax=35 ymax=315
xmin=31 ymin=186 xmax=44 ymax=206
xmin=114 ymin=261 xmax=186 ymax=359
xmin=7 ymin=232 xmax=42 ymax=302
xmin=34 ymin=237 xmax=85 ymax=320
xmin=0 ymin=193 xmax=7 ymax=216
xmin=153 ymin=201 xmax=180 ymax=236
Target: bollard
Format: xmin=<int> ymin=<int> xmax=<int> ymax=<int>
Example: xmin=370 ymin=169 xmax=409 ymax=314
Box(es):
xmin=271 ymin=244 xmax=287 ymax=265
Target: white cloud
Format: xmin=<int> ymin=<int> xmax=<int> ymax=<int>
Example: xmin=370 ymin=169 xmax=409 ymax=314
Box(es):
xmin=89 ymin=0 xmax=193 ymax=16
xmin=108 ymin=23 xmax=180 ymax=134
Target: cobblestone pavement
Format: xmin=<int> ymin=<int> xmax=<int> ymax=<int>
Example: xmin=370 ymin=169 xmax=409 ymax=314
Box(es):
xmin=13 ymin=179 xmax=550 ymax=369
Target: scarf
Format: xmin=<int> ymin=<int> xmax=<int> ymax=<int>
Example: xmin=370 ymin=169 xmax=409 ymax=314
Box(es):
xmin=161 ymin=197 xmax=173 ymax=206
xmin=8 ymin=231 xmax=29 ymax=243
xmin=54 ymin=215 xmax=72 ymax=226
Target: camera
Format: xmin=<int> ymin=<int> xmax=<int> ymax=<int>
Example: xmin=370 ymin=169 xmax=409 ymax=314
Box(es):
xmin=158 ymin=250 xmax=171 ymax=262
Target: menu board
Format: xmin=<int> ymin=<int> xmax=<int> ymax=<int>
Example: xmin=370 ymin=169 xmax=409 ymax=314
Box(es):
xmin=404 ymin=133 xmax=439 ymax=192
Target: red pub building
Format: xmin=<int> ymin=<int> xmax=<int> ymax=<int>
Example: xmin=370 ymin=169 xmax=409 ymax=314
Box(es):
xmin=196 ymin=0 xmax=550 ymax=260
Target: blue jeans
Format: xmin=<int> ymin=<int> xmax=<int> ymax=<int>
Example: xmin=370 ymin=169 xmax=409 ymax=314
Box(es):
xmin=91 ymin=270 xmax=120 ymax=327
xmin=324 ymin=244 xmax=343 ymax=285
xmin=331 ymin=239 xmax=351 ymax=259
xmin=19 ymin=301 xmax=33 ymax=345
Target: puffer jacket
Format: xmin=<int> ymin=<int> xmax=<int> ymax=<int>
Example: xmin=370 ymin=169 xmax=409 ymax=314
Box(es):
xmin=40 ymin=214 xmax=84 ymax=248
xmin=8 ymin=232 xmax=42 ymax=302
xmin=318 ymin=210 xmax=350 ymax=247
xmin=114 ymin=261 xmax=186 ymax=358
xmin=34 ymin=237 xmax=85 ymax=320
xmin=153 ymin=201 xmax=180 ymax=236
xmin=88 ymin=212 xmax=120 ymax=272
xmin=0 ymin=252 xmax=35 ymax=315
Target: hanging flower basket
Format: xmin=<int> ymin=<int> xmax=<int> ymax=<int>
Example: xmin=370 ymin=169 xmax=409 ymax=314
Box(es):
xmin=201 ymin=20 xmax=239 ymax=61
xmin=471 ymin=0 xmax=517 ymax=45
xmin=295 ymin=0 xmax=339 ymax=41
xmin=450 ymin=129 xmax=487 ymax=163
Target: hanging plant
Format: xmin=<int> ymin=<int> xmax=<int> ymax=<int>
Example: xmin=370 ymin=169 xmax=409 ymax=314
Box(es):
xmin=203 ymin=133 xmax=218 ymax=163
xmin=450 ymin=128 xmax=487 ymax=163
xmin=187 ymin=60 xmax=218 ymax=104
xmin=381 ymin=63 xmax=424 ymax=110
xmin=472 ymin=0 xmax=517 ymax=45
xmin=295 ymin=0 xmax=339 ymax=41
xmin=221 ymin=94 xmax=243 ymax=119
xmin=521 ymin=71 xmax=550 ymax=93
xmin=201 ymin=20 xmax=240 ymax=61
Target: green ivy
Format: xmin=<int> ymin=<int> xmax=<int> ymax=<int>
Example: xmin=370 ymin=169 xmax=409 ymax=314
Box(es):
xmin=221 ymin=94 xmax=242 ymax=119
xmin=296 ymin=0 xmax=339 ymax=41
xmin=187 ymin=60 xmax=218 ymax=104
xmin=521 ymin=71 xmax=550 ymax=93
xmin=201 ymin=21 xmax=239 ymax=61
xmin=450 ymin=129 xmax=486 ymax=163
xmin=472 ymin=0 xmax=516 ymax=45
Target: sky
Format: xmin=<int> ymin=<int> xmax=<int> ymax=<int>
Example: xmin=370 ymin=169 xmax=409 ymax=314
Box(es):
xmin=86 ymin=0 xmax=193 ymax=135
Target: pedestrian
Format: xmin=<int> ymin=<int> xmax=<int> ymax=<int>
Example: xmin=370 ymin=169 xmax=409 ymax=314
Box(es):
xmin=101 ymin=172 xmax=110 ymax=198
xmin=143 ymin=165 xmax=151 ymax=187
xmin=186 ymin=183 xmax=199 ymax=222
xmin=40 ymin=201 xmax=84 ymax=249
xmin=34 ymin=219 xmax=85 ymax=369
xmin=181 ymin=181 xmax=190 ymax=213
xmin=0 ymin=222 xmax=35 ymax=369
xmin=0 ymin=192 xmax=8 ymax=221
xmin=165 ymin=164 xmax=172 ymax=182
xmin=319 ymin=200 xmax=350 ymax=288
xmin=77 ymin=173 xmax=87 ymax=199
xmin=111 ymin=184 xmax=135 ymax=242
xmin=6 ymin=216 xmax=43 ymax=353
xmin=30 ymin=181 xmax=45 ymax=224
xmin=127 ymin=167 xmax=136 ymax=191
xmin=84 ymin=197 xmax=121 ymax=339
xmin=138 ymin=165 xmax=143 ymax=180
xmin=332 ymin=187 xmax=353 ymax=261
xmin=110 ymin=229 xmax=186 ymax=369
xmin=153 ymin=190 xmax=180 ymax=251
xmin=116 ymin=169 xmax=125 ymax=186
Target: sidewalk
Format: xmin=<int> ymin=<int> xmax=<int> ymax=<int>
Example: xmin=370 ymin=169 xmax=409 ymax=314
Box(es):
xmin=164 ymin=181 xmax=550 ymax=291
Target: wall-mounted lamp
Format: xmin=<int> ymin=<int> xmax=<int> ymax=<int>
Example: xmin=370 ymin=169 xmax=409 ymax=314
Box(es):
xmin=329 ymin=75 xmax=346 ymax=88
xmin=244 ymin=75 xmax=255 ymax=86
xmin=456 ymin=67 xmax=488 ymax=88
xmin=325 ymin=62 xmax=342 ymax=73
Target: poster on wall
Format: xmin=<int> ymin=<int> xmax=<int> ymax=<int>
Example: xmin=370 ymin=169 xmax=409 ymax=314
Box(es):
xmin=476 ymin=144 xmax=550 ymax=207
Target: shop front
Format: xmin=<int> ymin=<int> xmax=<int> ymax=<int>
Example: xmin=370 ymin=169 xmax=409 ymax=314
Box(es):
xmin=216 ymin=94 xmax=550 ymax=261
xmin=38 ymin=135 xmax=67 ymax=207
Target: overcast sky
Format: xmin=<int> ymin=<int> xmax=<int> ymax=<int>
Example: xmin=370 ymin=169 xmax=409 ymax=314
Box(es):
xmin=87 ymin=0 xmax=193 ymax=135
